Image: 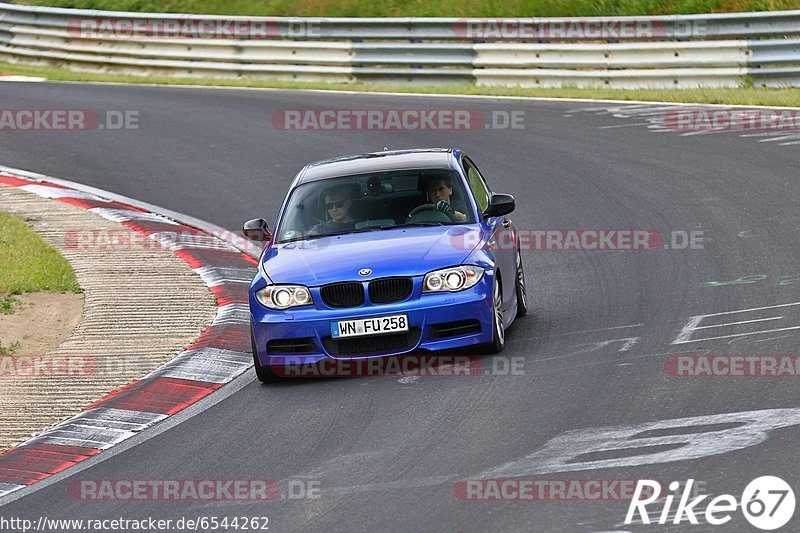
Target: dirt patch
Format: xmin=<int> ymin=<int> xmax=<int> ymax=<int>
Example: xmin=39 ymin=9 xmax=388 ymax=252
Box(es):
xmin=0 ymin=292 xmax=84 ymax=355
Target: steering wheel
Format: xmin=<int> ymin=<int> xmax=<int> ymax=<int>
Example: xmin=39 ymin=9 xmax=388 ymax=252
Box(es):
xmin=408 ymin=203 xmax=453 ymax=223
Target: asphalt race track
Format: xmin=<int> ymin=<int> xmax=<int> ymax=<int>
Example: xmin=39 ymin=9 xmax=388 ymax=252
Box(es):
xmin=1 ymin=82 xmax=799 ymax=532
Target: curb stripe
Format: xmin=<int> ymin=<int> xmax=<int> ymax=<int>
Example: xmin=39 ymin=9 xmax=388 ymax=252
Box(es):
xmin=87 ymin=377 xmax=223 ymax=415
xmin=0 ymin=168 xmax=258 ymax=500
xmin=0 ymin=444 xmax=100 ymax=486
xmin=148 ymin=347 xmax=252 ymax=384
xmin=61 ymin=197 xmax=149 ymax=212
xmin=0 ymin=76 xmax=46 ymax=82
xmin=19 ymin=183 xmax=101 ymax=199
xmin=194 ymin=266 xmax=256 ymax=287
xmin=89 ymin=207 xmax=179 ymax=224
xmin=0 ymin=174 xmax=38 ymax=187
xmin=23 ymin=409 xmax=168 ymax=450
xmin=212 ymin=303 xmax=251 ymax=326
xmin=175 ymin=248 xmax=257 ymax=269
xmin=210 ymin=284 xmax=250 ymax=306
xmin=188 ymin=324 xmax=252 ymax=353
xmin=0 ymin=483 xmax=26 ymax=497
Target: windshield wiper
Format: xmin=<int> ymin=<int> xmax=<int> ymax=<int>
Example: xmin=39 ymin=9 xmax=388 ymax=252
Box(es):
xmin=392 ymin=222 xmax=445 ymax=228
xmin=278 ymin=228 xmax=374 ymax=244
xmin=279 ymin=223 xmax=446 ymax=243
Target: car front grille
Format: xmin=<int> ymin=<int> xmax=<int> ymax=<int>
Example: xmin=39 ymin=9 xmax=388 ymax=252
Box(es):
xmin=323 ymin=328 xmax=421 ymax=357
xmin=321 ymin=282 xmax=365 ymax=308
xmin=368 ymin=277 xmax=413 ymax=304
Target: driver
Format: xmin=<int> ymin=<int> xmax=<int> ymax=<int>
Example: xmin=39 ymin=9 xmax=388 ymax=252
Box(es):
xmin=415 ymin=177 xmax=467 ymax=222
xmin=309 ymin=185 xmax=359 ymax=235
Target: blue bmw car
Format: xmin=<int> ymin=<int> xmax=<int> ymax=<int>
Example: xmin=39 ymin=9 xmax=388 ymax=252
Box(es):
xmin=243 ymin=148 xmax=527 ymax=382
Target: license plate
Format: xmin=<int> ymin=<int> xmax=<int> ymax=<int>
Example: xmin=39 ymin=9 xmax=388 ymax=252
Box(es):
xmin=331 ymin=314 xmax=409 ymax=339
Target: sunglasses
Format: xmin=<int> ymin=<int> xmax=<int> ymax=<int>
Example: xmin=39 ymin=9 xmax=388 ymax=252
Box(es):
xmin=326 ymin=200 xmax=346 ymax=210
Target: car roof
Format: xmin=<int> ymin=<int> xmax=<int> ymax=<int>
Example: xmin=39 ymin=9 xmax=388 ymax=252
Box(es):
xmin=296 ymin=148 xmax=457 ymax=184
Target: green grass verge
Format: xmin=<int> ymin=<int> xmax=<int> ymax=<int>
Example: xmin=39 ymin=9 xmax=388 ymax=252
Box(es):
xmin=0 ymin=212 xmax=82 ymax=296
xmin=0 ymin=340 xmax=21 ymax=356
xmin=2 ymin=60 xmax=800 ymax=107
xmin=15 ymin=0 xmax=800 ymax=17
xmin=0 ymin=294 xmax=21 ymax=315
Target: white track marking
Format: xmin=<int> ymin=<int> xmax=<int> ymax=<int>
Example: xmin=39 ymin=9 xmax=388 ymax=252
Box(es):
xmin=678 ymin=326 xmax=800 ymax=344
xmin=0 ymin=483 xmax=25 ymax=498
xmin=479 ymin=408 xmax=800 ymax=477
xmin=0 ymin=76 xmax=45 ymax=82
xmin=754 ymin=333 xmax=800 ymax=343
xmin=673 ymin=302 xmax=800 ymax=344
xmin=557 ymin=324 xmax=644 ymax=335
xmin=599 ymin=122 xmax=652 ymax=129
xmin=695 ymin=301 xmax=800 ymax=317
xmin=534 ymin=337 xmax=641 ymax=363
xmin=569 ymin=103 xmax=800 ymax=149
xmin=692 ymin=316 xmax=783 ymax=329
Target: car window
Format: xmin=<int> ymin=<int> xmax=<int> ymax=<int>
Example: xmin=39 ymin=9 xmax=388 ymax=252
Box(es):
xmin=275 ymin=169 xmax=475 ymax=243
xmin=463 ymin=157 xmax=490 ymax=213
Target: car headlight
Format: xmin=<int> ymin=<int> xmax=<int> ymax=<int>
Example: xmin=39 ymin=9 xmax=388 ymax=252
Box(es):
xmin=256 ymin=285 xmax=313 ymax=309
xmin=423 ymin=266 xmax=484 ymax=293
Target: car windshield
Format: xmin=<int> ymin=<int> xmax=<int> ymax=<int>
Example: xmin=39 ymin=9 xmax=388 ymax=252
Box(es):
xmin=275 ymin=169 xmax=475 ymax=243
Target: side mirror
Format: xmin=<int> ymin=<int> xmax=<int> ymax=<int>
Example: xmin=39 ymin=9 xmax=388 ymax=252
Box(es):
xmin=243 ymin=218 xmax=272 ymax=243
xmin=483 ymin=193 xmax=515 ymax=218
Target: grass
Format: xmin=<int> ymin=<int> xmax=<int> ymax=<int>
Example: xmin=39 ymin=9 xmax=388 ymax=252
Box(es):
xmin=15 ymin=0 xmax=800 ymax=17
xmin=0 ymin=295 xmax=21 ymax=315
xmin=0 ymin=212 xmax=82 ymax=297
xmin=0 ymin=340 xmax=21 ymax=356
xmin=2 ymin=60 xmax=800 ymax=107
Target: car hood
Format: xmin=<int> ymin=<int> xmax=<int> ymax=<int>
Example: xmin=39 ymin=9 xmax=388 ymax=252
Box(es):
xmin=262 ymin=225 xmax=482 ymax=286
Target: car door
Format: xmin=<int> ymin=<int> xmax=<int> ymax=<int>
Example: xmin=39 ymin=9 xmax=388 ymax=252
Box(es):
xmin=462 ymin=155 xmax=516 ymax=314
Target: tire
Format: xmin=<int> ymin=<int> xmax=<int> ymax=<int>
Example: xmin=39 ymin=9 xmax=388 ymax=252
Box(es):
xmin=515 ymin=247 xmax=528 ymax=318
xmin=252 ymin=329 xmax=280 ymax=383
xmin=484 ymin=274 xmax=505 ymax=354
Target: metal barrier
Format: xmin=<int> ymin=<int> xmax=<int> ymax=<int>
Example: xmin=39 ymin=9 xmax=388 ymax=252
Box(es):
xmin=0 ymin=3 xmax=798 ymax=88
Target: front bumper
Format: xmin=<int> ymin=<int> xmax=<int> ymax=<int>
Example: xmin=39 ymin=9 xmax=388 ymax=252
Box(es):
xmin=250 ymin=275 xmax=495 ymax=367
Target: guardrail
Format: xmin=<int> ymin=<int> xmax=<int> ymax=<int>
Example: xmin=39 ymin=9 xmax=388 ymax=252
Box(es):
xmin=0 ymin=3 xmax=798 ymax=88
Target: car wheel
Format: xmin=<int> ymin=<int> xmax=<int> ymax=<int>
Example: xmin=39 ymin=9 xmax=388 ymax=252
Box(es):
xmin=251 ymin=329 xmax=280 ymax=383
xmin=485 ymin=274 xmax=505 ymax=354
xmin=515 ymin=247 xmax=528 ymax=318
